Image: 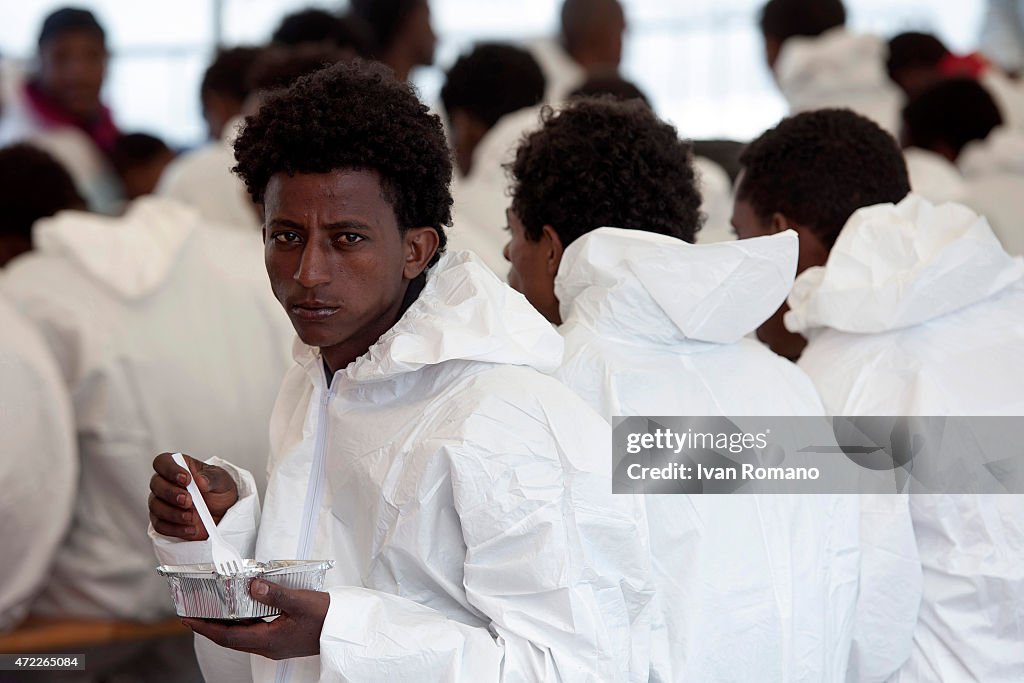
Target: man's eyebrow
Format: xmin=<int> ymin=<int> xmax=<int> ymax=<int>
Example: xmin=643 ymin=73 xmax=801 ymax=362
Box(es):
xmin=267 ymin=218 xmax=375 ymax=231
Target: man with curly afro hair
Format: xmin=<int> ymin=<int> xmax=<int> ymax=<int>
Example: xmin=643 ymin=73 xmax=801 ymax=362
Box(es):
xmin=504 ymin=98 xmax=858 ymax=683
xmin=147 ymin=61 xmax=654 ymax=683
xmin=732 ymin=108 xmax=910 ymax=359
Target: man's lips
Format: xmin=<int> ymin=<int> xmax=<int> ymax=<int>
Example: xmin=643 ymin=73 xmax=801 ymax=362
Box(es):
xmin=289 ymin=302 xmax=341 ymax=321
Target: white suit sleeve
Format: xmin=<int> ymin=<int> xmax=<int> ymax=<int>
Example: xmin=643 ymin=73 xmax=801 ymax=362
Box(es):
xmin=847 ymin=493 xmax=923 ymax=682
xmin=149 ymin=457 xmax=261 ymax=683
xmin=318 ymin=436 xmax=651 ymax=682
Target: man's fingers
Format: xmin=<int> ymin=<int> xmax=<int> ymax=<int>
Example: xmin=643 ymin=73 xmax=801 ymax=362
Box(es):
xmin=150 ymin=514 xmax=201 ymax=540
xmin=153 ymin=452 xmax=191 ymax=486
xmin=149 ymin=473 xmax=191 ymax=508
xmin=182 ymin=618 xmax=272 ymax=654
xmin=249 ymin=580 xmax=294 ymax=610
xmin=149 ymin=493 xmax=196 ymax=526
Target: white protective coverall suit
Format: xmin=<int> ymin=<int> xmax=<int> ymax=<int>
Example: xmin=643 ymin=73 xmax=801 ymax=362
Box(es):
xmin=157 ymin=115 xmax=259 ymax=230
xmin=787 ymin=194 xmax=1024 ymax=682
xmin=0 ymin=296 xmax=76 ymax=630
xmin=0 ymin=196 xmax=294 ymax=621
xmin=774 ymin=28 xmax=904 ymax=136
xmin=151 ymin=250 xmax=655 ymax=683
xmin=550 ymin=227 xmax=863 ymax=682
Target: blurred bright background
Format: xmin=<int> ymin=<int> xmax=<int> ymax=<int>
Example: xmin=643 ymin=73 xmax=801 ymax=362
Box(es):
xmin=0 ymin=0 xmax=985 ymax=147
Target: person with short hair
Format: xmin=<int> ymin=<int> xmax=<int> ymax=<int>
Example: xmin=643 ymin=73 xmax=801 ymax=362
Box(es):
xmin=441 ymin=43 xmax=545 ymax=177
xmin=158 ymin=45 xmax=350 ymax=229
xmin=758 ymin=0 xmax=903 ymax=134
xmin=0 ymin=143 xmax=84 ymax=267
xmin=902 ymin=78 xmax=1024 ymax=255
xmin=530 ymin=0 xmax=626 ymax=103
xmin=199 ymin=46 xmax=263 ymax=141
xmin=147 ymin=61 xmax=653 ymax=683
xmin=733 ymin=107 xmax=1024 ymax=682
xmin=348 ymin=0 xmax=436 ymax=81
xmin=0 ymin=7 xmax=122 ymax=212
xmin=109 ymin=132 xmax=176 ymax=201
xmin=503 ymin=97 xmax=860 ymax=682
xmin=733 ymin=108 xmax=911 ymax=360
xmin=887 ymin=31 xmax=1024 ymax=131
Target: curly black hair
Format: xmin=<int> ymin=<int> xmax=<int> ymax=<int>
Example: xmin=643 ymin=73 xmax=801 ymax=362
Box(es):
xmin=737 ymin=109 xmax=910 ymax=249
xmin=0 ymin=143 xmax=83 ymax=240
xmin=508 ymin=97 xmax=702 ymax=247
xmin=759 ymin=0 xmax=845 ymax=42
xmin=903 ymin=78 xmax=1003 ymax=159
xmin=233 ymin=60 xmax=451 ymax=262
xmin=441 ymin=42 xmax=545 ymax=130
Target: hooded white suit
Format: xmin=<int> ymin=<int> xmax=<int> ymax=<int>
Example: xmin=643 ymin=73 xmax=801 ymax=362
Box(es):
xmin=0 ymin=296 xmax=76 ymax=631
xmin=775 ymin=28 xmax=904 ymax=136
xmin=151 ymin=250 xmax=655 ymax=683
xmin=0 ymin=196 xmax=293 ymax=621
xmin=788 ymin=195 xmax=1024 ymax=682
xmin=550 ymin=228 xmax=862 ymax=682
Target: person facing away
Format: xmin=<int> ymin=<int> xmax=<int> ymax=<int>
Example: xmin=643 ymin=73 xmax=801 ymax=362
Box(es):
xmin=901 ymin=78 xmax=1024 ymax=256
xmin=0 ymin=145 xmax=79 ymax=632
xmin=158 ymin=44 xmax=352 ymax=230
xmin=271 ymin=7 xmax=376 ymax=57
xmin=109 ymin=132 xmax=177 ymax=201
xmin=887 ymin=31 xmax=1024 ymax=132
xmin=146 ymin=61 xmax=654 ymax=683
xmin=0 ymin=7 xmax=122 ymax=213
xmin=0 ymin=137 xmax=294 ymax=626
xmin=530 ymin=0 xmax=627 ymax=104
xmin=442 ymin=42 xmax=546 ymax=277
xmin=347 ymin=0 xmax=436 ymax=82
xmin=733 ymin=108 xmax=1024 ymax=682
xmin=502 ymin=97 xmax=861 ymax=683
xmin=758 ymin=0 xmax=903 ymax=135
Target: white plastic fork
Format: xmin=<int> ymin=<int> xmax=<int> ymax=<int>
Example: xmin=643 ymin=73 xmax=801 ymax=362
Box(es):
xmin=171 ymin=452 xmax=244 ymax=575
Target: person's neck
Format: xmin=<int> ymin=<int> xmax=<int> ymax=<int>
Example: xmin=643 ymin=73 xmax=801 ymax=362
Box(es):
xmin=383 ymin=47 xmax=416 ymax=82
xmin=320 ymin=274 xmax=427 ymax=379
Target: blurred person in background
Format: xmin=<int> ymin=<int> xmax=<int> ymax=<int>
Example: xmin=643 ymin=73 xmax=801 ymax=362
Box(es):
xmin=887 ymin=31 xmax=1024 ymax=131
xmin=902 ymin=78 xmax=1024 ymax=255
xmin=271 ymin=7 xmax=376 ymax=57
xmin=0 ymin=143 xmax=85 ymax=268
xmin=197 ymin=45 xmax=263 ymax=142
xmin=0 ymin=146 xmax=79 ymax=634
xmin=758 ymin=0 xmax=903 ymax=135
xmin=503 ymin=97 xmax=860 ymax=682
xmin=0 ymin=7 xmax=122 ymax=213
xmin=0 ymin=148 xmax=294 ymax=679
xmin=158 ymin=44 xmax=351 ymax=230
xmin=442 ymin=42 xmax=545 ymax=275
xmin=531 ymin=0 xmax=626 ymax=103
xmin=348 ymin=0 xmax=436 ymax=82
xmin=735 ymin=108 xmax=1024 ymax=682
xmin=109 ymin=132 xmax=176 ymax=201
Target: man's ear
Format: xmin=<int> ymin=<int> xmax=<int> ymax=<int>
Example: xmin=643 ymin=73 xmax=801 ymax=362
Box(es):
xmin=403 ymin=227 xmax=441 ymax=279
xmin=540 ymin=224 xmax=564 ymax=276
xmin=770 ymin=212 xmax=793 ymax=234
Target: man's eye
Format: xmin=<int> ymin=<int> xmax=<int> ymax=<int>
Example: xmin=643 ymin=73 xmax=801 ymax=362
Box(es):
xmin=338 ymin=233 xmax=365 ymax=244
xmin=502 ymin=224 xmax=511 ymax=233
xmin=272 ymin=232 xmax=300 ymax=244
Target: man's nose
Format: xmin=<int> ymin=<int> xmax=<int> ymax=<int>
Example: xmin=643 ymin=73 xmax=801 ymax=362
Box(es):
xmin=294 ymin=242 xmax=332 ymax=288
xmin=502 ymin=241 xmax=511 ymax=262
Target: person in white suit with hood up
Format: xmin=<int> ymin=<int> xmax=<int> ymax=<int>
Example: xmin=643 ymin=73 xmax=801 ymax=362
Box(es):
xmin=502 ymin=97 xmax=861 ymax=682
xmin=147 ymin=61 xmax=654 ymax=683
xmin=733 ymin=107 xmax=1024 ymax=682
